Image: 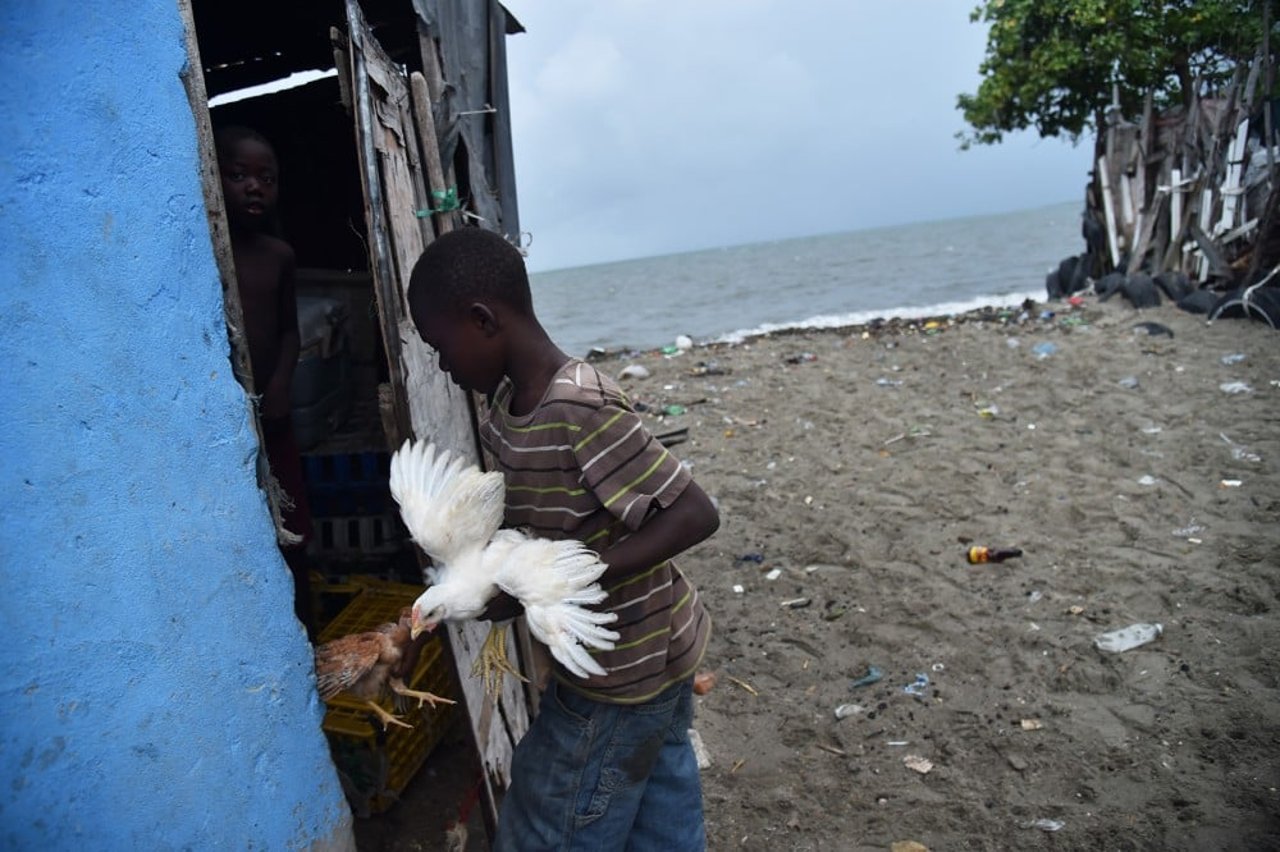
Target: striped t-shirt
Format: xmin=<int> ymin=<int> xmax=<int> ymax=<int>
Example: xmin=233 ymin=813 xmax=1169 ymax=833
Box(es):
xmin=479 ymin=359 xmax=711 ymax=704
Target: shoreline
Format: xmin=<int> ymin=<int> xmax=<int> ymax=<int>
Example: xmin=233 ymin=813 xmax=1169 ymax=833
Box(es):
xmin=588 ymin=292 xmax=1070 ymax=362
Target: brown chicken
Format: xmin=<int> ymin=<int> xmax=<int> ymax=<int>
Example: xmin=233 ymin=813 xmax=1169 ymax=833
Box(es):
xmin=314 ymin=606 xmax=454 ymax=729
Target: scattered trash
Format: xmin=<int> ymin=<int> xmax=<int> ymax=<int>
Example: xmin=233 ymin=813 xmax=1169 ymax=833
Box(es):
xmin=1220 ymin=353 xmax=1246 ymax=365
xmin=1027 ymin=590 xmax=1043 ymax=603
xmin=1172 ymin=522 xmax=1204 ymax=537
xmin=890 ymin=841 xmax=929 ymax=852
xmin=1118 ymin=375 xmax=1140 ymax=389
xmin=689 ymin=360 xmax=728 ymax=377
xmin=1067 ymin=295 xmax=1085 ymax=308
xmin=1067 ymin=605 xmax=1085 ymax=616
xmin=725 ymin=675 xmax=758 ymax=696
xmin=1220 ymin=432 xmax=1262 ymax=463
xmin=617 ymin=364 xmax=650 ymax=380
xmin=850 ymin=665 xmax=884 ymax=689
xmin=654 ymin=426 xmax=689 ymax=448
xmin=1006 ymin=337 xmax=1021 ymax=348
xmin=1031 ymin=341 xmax=1058 ymax=359
xmin=732 ymin=584 xmax=744 ymax=594
xmin=1021 ymin=818 xmax=1065 ymax=832
xmin=1059 ymin=315 xmax=1087 ymax=328
xmin=1220 ymin=479 xmax=1243 ymax=488
xmin=903 ymin=674 xmax=930 ymax=696
xmin=1039 ymin=310 xmax=1055 ymax=321
xmin=975 ymin=402 xmax=1000 ymax=418
xmin=1137 ymin=475 xmax=1160 ymax=486
xmin=834 ymin=703 xmax=865 ymax=720
xmin=887 ymin=741 xmax=910 ymax=747
xmin=1133 ymin=321 xmax=1174 ymax=337
xmin=736 ymin=553 xmax=765 ymax=564
xmin=780 ymin=597 xmax=811 ymax=609
xmin=967 ymin=546 xmax=1023 ymax=564
xmin=1019 ymin=719 xmax=1044 ymax=731
xmin=1095 ymin=622 xmax=1163 ymax=653
xmin=764 ymin=568 xmax=782 ymax=581
xmin=784 ymin=352 xmax=818 ymax=364
xmin=693 ymin=671 xmax=718 ymax=695
xmin=1141 ymin=425 xmax=1163 ymax=434
xmin=661 ymin=404 xmax=687 ymax=416
xmin=883 ymin=425 xmax=933 ymax=446
xmin=931 ymin=662 xmax=945 ymax=672
xmin=674 ymin=334 xmax=694 ymax=351
xmin=688 ymin=728 xmax=712 ymax=770
xmin=903 ymin=755 xmax=934 ymax=774
xmin=876 ymin=378 xmax=904 ymax=387
xmin=1220 ymin=381 xmax=1254 ymax=394
xmin=816 ymin=743 xmax=847 ymax=757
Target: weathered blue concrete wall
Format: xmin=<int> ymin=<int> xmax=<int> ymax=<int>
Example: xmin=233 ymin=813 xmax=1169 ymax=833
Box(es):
xmin=0 ymin=2 xmax=353 ymax=848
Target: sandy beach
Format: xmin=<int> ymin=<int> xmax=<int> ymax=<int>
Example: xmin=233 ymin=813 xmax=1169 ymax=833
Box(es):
xmin=616 ymin=296 xmax=1280 ymax=850
xmin=361 ymin=295 xmax=1280 ymax=851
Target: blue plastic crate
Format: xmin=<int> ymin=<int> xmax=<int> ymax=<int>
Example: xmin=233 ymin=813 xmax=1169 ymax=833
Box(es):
xmin=303 ymin=451 xmax=392 ymax=517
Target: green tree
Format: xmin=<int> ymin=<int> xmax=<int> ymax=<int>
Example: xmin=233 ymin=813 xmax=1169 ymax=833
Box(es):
xmin=958 ymin=0 xmax=1272 ymax=148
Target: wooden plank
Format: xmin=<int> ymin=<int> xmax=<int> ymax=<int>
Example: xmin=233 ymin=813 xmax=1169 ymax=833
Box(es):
xmin=488 ymin=0 xmax=521 ymax=239
xmin=1189 ymin=222 xmax=1231 ymax=278
xmin=1196 ymin=186 xmax=1214 ymax=280
xmin=344 ymin=2 xmax=411 ymax=446
xmin=410 ymin=72 xmax=456 ymax=237
xmin=1217 ymin=118 xmax=1249 ymax=235
xmin=1170 ymin=167 xmax=1183 ymax=246
xmin=1098 ymin=156 xmax=1122 ymax=268
xmin=1127 ymin=191 xmax=1165 ymax=274
xmin=345 ymin=1 xmax=529 ymax=830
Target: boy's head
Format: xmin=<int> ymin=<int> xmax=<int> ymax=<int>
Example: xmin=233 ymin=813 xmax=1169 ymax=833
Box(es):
xmin=215 ymin=125 xmax=279 ymax=231
xmin=408 ymin=228 xmax=533 ymax=395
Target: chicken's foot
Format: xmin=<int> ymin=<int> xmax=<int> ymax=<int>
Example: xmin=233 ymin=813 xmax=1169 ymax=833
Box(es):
xmin=471 ymin=623 xmax=528 ymax=697
xmin=389 ymin=677 xmax=455 ymax=710
xmin=363 ymin=699 xmax=413 ymax=730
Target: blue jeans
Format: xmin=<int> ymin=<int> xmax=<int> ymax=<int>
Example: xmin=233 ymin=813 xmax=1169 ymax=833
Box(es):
xmin=493 ymin=677 xmax=705 ymax=852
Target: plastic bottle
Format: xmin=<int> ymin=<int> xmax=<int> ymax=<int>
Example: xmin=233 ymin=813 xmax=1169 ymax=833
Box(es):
xmin=1094 ymin=623 xmax=1163 ymax=653
xmin=966 ymin=546 xmax=1023 ymax=564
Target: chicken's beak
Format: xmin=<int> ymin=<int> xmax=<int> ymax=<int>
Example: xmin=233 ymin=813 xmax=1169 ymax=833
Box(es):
xmin=410 ymin=618 xmax=438 ymax=640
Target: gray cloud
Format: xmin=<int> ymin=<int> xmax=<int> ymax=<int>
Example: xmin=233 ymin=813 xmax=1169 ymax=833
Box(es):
xmin=504 ymin=0 xmax=1091 ymax=271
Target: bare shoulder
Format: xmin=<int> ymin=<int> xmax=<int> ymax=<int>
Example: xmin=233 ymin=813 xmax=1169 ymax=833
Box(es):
xmin=260 ymin=233 xmax=296 ymax=265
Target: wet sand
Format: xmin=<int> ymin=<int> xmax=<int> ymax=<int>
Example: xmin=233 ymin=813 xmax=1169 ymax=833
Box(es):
xmin=607 ymin=296 xmax=1280 ymax=851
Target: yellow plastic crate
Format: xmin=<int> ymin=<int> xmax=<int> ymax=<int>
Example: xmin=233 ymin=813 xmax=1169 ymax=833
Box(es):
xmin=318 ymin=579 xmax=457 ymax=815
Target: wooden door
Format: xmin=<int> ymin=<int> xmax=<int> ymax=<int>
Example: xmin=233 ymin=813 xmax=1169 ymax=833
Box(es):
xmin=342 ymin=0 xmax=529 ymax=822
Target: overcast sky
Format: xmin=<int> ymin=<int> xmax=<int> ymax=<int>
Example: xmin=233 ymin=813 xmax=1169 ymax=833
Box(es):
xmin=501 ymin=1 xmax=1092 ymax=272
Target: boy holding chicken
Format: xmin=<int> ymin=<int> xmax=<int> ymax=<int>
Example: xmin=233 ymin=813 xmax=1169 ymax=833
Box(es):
xmin=407 ymin=227 xmax=718 ymax=851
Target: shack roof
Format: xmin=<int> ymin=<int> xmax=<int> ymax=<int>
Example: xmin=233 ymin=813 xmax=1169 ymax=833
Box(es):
xmin=194 ymin=0 xmax=523 ymax=98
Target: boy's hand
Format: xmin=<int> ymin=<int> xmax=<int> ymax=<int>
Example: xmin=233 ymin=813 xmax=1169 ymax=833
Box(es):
xmin=480 ymin=592 xmax=523 ymax=622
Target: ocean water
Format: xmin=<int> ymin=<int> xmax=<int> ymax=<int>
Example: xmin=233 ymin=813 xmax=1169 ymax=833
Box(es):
xmin=530 ymin=201 xmax=1083 ymax=356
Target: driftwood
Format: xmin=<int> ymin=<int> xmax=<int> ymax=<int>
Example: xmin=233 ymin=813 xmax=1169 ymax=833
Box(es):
xmin=1089 ymin=52 xmax=1274 ymax=288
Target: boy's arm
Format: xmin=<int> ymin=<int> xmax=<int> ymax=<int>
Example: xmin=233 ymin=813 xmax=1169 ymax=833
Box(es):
xmin=261 ymin=245 xmax=300 ymax=420
xmin=597 ymin=479 xmax=719 ymax=584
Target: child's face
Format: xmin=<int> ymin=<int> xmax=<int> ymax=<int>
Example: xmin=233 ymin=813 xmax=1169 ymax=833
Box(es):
xmin=414 ymin=295 xmax=504 ymax=394
xmin=414 ymin=299 xmax=505 ymax=396
xmin=219 ymin=138 xmax=279 ymax=229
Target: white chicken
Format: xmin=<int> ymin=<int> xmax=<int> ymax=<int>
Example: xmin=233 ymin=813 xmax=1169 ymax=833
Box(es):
xmin=388 ymin=440 xmax=620 ymax=692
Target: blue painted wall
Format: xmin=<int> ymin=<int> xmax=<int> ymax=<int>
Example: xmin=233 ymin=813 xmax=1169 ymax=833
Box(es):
xmin=0 ymin=2 xmax=353 ymax=848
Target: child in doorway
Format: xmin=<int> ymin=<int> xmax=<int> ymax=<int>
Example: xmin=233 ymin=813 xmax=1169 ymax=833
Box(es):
xmin=407 ymin=227 xmax=719 ymax=851
xmin=215 ymin=126 xmax=314 ymax=637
